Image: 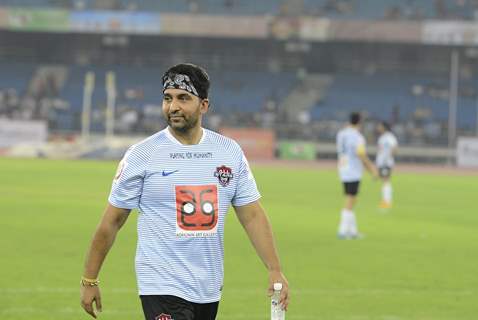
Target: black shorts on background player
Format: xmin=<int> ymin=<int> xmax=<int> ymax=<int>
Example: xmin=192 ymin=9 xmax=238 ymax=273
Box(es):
xmin=343 ymin=181 xmax=360 ymax=196
xmin=378 ymin=166 xmax=392 ymax=178
xmin=140 ymin=295 xmax=219 ymax=320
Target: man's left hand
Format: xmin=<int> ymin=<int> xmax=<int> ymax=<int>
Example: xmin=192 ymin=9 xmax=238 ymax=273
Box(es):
xmin=268 ymin=271 xmax=290 ymax=311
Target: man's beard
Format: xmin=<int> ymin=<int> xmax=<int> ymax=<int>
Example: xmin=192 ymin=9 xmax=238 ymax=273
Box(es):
xmin=167 ymin=112 xmax=199 ymax=133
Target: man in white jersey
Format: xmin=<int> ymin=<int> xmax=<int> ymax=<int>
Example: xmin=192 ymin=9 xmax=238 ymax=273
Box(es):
xmin=376 ymin=121 xmax=398 ymax=209
xmin=80 ymin=63 xmax=289 ymax=320
xmin=336 ymin=112 xmax=378 ymax=239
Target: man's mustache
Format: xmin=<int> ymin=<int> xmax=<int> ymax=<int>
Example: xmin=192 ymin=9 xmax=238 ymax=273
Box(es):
xmin=168 ymin=112 xmax=185 ymax=118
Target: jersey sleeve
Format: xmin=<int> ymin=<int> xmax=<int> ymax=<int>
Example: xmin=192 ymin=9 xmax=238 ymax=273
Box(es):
xmin=356 ymin=136 xmax=366 ymax=156
xmin=336 ymin=132 xmax=344 ymax=155
xmin=391 ymin=135 xmax=398 ymax=148
xmin=108 ymin=145 xmax=149 ymax=210
xmin=232 ymin=151 xmax=261 ymax=207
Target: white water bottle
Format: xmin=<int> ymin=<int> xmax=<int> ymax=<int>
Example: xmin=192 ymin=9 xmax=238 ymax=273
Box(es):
xmin=271 ymin=282 xmax=285 ymax=320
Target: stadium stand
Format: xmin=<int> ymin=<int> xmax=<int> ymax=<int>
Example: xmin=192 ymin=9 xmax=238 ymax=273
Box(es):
xmin=0 ymin=62 xmax=33 ymax=95
xmin=48 ymin=65 xmax=298 ymax=132
xmin=310 ymin=71 xmax=478 ymax=145
xmin=0 ymin=0 xmax=476 ymax=20
xmin=0 ymin=62 xmax=36 ymax=119
xmin=1 ymin=0 xmax=478 ymax=148
xmin=2 ymin=60 xmax=476 ymax=146
xmin=311 ymin=72 xmax=476 ymax=127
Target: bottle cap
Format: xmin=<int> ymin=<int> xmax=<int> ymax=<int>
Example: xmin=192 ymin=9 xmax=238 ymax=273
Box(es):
xmin=273 ymin=283 xmax=283 ymax=291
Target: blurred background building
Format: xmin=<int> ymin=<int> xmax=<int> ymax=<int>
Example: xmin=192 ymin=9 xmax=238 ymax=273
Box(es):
xmin=1 ymin=0 xmax=478 ymax=164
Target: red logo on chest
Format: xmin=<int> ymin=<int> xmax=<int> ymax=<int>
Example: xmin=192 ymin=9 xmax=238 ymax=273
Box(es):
xmin=175 ymin=185 xmax=218 ymax=232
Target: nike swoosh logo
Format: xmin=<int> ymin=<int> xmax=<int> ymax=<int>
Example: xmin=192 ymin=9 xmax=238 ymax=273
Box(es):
xmin=162 ymin=170 xmax=179 ymax=176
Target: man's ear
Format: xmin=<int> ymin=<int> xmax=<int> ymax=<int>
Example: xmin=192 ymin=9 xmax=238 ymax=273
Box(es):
xmin=200 ymin=99 xmax=210 ymax=114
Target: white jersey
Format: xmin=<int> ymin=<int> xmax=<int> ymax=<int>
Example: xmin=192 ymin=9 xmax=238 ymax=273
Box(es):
xmin=336 ymin=126 xmax=366 ymax=182
xmin=109 ymin=128 xmax=260 ymax=303
xmin=376 ymin=132 xmax=398 ymax=167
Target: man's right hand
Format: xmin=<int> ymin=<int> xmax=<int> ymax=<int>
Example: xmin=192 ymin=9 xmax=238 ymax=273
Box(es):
xmin=371 ymin=167 xmax=379 ymax=180
xmin=80 ymin=205 xmax=130 ymax=318
xmin=80 ymin=285 xmax=102 ymax=318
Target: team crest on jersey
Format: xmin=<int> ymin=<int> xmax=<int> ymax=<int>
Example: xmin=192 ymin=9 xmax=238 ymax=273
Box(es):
xmin=113 ymin=158 xmax=127 ymax=181
xmin=155 ymin=314 xmax=173 ymax=320
xmin=214 ymin=165 xmax=234 ymax=187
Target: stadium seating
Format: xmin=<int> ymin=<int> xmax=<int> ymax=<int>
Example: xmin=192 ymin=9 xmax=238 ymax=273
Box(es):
xmin=55 ymin=65 xmax=297 ymax=130
xmin=0 ymin=62 xmax=34 ymax=93
xmin=0 ymin=0 xmax=50 ymax=7
xmin=208 ymin=70 xmax=297 ymax=113
xmin=1 ymin=62 xmax=476 ymax=138
xmin=0 ymin=0 xmax=474 ymax=20
xmin=122 ymin=0 xmax=476 ymax=20
xmin=311 ymin=72 xmax=477 ymax=130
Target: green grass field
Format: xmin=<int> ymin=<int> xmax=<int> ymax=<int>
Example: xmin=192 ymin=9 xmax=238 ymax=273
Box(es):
xmin=0 ymin=157 xmax=477 ymax=320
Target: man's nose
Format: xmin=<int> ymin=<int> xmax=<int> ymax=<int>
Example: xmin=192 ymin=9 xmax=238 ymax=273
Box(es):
xmin=169 ymin=99 xmax=181 ymax=112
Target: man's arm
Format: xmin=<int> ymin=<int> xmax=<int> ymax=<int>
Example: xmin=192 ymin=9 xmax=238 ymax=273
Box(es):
xmin=80 ymin=204 xmax=130 ymax=318
xmin=233 ymin=200 xmax=289 ymax=310
xmin=357 ymin=144 xmax=378 ymax=177
xmin=392 ymin=145 xmax=398 ymax=156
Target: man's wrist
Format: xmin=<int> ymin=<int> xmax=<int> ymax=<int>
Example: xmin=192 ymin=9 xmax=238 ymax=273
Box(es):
xmin=80 ymin=276 xmax=100 ymax=287
xmin=268 ymin=267 xmax=282 ymax=273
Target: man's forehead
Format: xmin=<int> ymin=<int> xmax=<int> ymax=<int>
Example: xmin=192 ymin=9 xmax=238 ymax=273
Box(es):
xmin=163 ymin=88 xmax=194 ymax=97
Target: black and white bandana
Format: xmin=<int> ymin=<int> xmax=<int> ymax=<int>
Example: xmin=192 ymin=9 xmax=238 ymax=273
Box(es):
xmin=162 ymin=73 xmax=199 ymax=97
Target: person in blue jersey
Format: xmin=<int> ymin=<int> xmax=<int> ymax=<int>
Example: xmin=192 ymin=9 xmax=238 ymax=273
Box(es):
xmin=336 ymin=112 xmax=378 ymax=239
xmin=80 ymin=63 xmax=289 ymax=320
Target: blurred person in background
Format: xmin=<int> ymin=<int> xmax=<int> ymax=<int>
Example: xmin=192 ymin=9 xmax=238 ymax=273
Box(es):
xmin=376 ymin=121 xmax=398 ymax=209
xmin=336 ymin=112 xmax=378 ymax=239
xmin=80 ymin=63 xmax=289 ymax=319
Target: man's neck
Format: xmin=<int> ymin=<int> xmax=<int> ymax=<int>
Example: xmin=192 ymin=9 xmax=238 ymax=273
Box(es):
xmin=168 ymin=126 xmax=203 ymax=145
